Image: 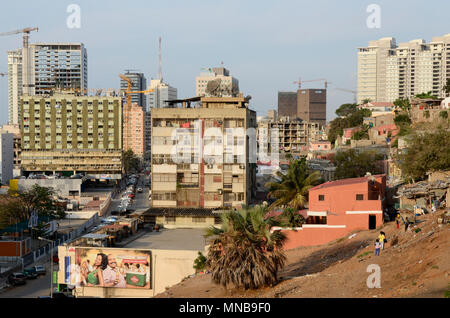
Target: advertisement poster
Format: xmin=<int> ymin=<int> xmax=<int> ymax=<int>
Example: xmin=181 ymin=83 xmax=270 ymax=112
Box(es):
xmin=67 ymin=247 xmax=151 ymax=289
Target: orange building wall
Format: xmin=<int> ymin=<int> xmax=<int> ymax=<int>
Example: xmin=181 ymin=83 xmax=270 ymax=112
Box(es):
xmin=279 ymin=175 xmax=386 ymax=249
xmin=0 ymin=240 xmax=30 ymax=257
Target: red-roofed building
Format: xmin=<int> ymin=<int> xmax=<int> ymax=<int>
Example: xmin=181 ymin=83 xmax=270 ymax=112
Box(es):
xmin=274 ymin=174 xmax=386 ymax=249
xmin=342 ymin=127 xmax=361 ymax=144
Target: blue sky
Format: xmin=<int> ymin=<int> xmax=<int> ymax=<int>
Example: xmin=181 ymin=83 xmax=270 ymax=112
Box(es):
xmin=0 ymin=0 xmax=449 ymax=124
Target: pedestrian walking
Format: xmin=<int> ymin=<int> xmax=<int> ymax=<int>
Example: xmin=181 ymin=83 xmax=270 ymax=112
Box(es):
xmin=396 ymin=212 xmax=400 ymax=229
xmin=378 ymin=231 xmax=386 ymax=250
xmin=374 ymin=239 xmax=381 ymax=256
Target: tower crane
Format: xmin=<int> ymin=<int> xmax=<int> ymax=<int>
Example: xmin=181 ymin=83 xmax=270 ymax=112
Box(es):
xmin=293 ymin=77 xmax=330 ymax=89
xmin=119 ymin=74 xmax=154 ymax=110
xmin=0 ymin=27 xmax=38 ymax=48
xmin=335 ymin=88 xmax=357 ymax=103
xmin=0 ymin=27 xmax=39 ymax=93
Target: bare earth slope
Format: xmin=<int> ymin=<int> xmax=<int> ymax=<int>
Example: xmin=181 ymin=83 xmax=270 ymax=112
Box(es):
xmin=156 ymin=211 xmax=449 ymax=298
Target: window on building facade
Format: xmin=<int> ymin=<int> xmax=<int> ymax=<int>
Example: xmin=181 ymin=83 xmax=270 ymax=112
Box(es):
xmin=319 ymin=195 xmax=325 ymax=201
xmin=356 ymin=194 xmax=364 ymax=200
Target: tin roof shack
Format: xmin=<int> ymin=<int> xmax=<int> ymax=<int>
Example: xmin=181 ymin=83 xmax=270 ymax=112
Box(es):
xmin=410 ymin=97 xmax=448 ymax=124
xmin=396 ymin=172 xmax=450 ymax=211
xmin=117 ymin=217 xmax=140 ymax=235
xmin=71 ymin=233 xmax=111 ymax=248
xmin=99 ymin=224 xmax=130 ymax=243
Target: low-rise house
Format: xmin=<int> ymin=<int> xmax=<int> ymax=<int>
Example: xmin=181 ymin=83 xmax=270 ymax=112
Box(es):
xmin=273 ymin=174 xmax=386 ymax=249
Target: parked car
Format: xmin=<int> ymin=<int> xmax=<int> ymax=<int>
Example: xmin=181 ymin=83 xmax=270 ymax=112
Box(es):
xmin=22 ymin=269 xmax=38 ymax=280
xmin=8 ymin=273 xmax=27 ymax=286
xmin=34 ymin=265 xmax=46 ymax=276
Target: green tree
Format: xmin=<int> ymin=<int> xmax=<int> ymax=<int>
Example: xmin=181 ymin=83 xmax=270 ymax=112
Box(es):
xmin=204 ymin=205 xmax=286 ymax=289
xmin=0 ymin=185 xmax=65 ymax=228
xmin=334 ymin=149 xmax=383 ymax=179
xmin=415 ymin=91 xmax=437 ymax=99
xmin=193 ymin=252 xmax=207 ymax=272
xmin=393 ymin=98 xmax=411 ymax=114
xmin=123 ymin=149 xmax=141 ymax=175
xmin=328 ymin=105 xmax=371 ymax=144
xmin=351 ymin=124 xmax=370 ymax=140
xmin=443 ymin=79 xmax=450 ymax=96
xmin=361 ymin=98 xmax=372 ymax=104
xmin=398 ymin=129 xmax=450 ymax=181
xmin=335 ymin=103 xmax=358 ymax=117
xmin=277 ymin=208 xmax=306 ymax=228
xmin=265 ymin=158 xmax=321 ymax=211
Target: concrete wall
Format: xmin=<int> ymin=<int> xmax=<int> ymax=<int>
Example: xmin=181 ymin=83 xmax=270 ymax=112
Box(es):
xmin=18 ymin=179 xmax=82 ymax=197
xmin=57 ymin=246 xmax=201 ymax=297
xmin=156 ymin=215 xmax=217 ymax=229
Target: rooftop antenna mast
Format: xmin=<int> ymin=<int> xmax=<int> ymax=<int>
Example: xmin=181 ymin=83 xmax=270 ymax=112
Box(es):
xmin=158 ymin=36 xmax=162 ymax=81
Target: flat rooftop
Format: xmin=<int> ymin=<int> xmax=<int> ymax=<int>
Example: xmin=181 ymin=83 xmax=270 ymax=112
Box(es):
xmin=124 ymin=228 xmax=207 ymax=251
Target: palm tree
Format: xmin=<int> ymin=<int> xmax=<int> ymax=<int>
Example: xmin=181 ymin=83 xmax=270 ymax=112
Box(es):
xmin=265 ymin=158 xmax=321 ymax=211
xmin=204 ymin=205 xmax=287 ymax=290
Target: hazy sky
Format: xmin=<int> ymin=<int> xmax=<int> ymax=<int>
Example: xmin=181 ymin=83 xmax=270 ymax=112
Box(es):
xmin=1 ymin=0 xmax=449 ymax=125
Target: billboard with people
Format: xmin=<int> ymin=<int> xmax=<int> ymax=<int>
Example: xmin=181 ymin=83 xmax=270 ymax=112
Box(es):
xmin=64 ymin=247 xmax=151 ymax=289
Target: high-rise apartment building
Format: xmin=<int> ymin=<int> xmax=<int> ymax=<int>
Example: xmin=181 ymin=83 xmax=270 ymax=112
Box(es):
xmin=150 ymin=95 xmax=256 ymax=209
xmin=196 ymin=67 xmax=239 ymax=97
xmin=147 ymin=79 xmax=177 ymax=110
xmin=277 ymin=89 xmax=327 ymax=126
xmin=357 ymin=34 xmax=450 ymax=103
xmin=120 ymin=71 xmax=147 ymax=107
xmin=8 ymin=43 xmax=88 ymax=126
xmin=123 ymin=102 xmax=145 ymax=158
xmin=19 ymin=91 xmax=122 ymax=178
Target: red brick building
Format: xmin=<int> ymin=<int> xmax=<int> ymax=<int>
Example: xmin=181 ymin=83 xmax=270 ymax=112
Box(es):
xmin=274 ymin=174 xmax=386 ymax=249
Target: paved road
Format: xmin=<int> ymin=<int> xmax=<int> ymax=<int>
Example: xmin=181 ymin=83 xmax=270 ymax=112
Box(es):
xmin=0 ymin=260 xmax=56 ymax=298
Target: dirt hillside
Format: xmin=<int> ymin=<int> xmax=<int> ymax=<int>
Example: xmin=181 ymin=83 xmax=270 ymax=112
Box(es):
xmin=156 ymin=211 xmax=450 ymax=298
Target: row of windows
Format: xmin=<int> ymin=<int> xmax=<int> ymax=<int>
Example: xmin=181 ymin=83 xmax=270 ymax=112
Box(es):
xmin=318 ymin=194 xmax=365 ymax=201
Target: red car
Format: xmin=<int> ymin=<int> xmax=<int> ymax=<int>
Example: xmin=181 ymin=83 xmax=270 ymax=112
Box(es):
xmin=128 ymin=194 xmax=135 ymax=198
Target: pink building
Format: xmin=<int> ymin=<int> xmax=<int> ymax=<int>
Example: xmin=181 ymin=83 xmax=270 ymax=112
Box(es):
xmin=309 ymin=141 xmax=331 ymax=152
xmin=123 ymin=102 xmax=145 ymax=157
xmin=273 ymin=174 xmax=386 ymax=249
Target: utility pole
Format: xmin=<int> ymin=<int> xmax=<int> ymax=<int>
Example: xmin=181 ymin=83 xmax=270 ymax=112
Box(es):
xmin=38 ymin=237 xmax=54 ymax=298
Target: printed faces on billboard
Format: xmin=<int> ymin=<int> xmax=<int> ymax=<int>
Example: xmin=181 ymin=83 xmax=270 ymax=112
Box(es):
xmin=65 ymin=247 xmax=151 ymax=289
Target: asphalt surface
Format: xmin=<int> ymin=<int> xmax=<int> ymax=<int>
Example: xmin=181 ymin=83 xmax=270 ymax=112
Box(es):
xmin=0 ymin=259 xmax=57 ymax=298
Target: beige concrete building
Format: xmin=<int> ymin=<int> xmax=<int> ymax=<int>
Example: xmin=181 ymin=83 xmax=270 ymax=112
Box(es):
xmin=358 ymin=34 xmax=450 ymax=103
xmin=195 ymin=67 xmax=239 ymax=97
xmin=150 ymin=95 xmax=256 ymax=209
xmin=357 ymin=37 xmax=396 ymax=104
xmin=19 ymin=91 xmax=122 ymax=179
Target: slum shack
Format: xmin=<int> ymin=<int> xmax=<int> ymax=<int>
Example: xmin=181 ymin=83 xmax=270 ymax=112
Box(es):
xmin=118 ymin=217 xmax=140 ymax=235
xmin=100 ymin=224 xmax=130 ymax=242
xmin=396 ymin=174 xmax=449 ymax=211
xmin=73 ymin=233 xmax=111 ymax=247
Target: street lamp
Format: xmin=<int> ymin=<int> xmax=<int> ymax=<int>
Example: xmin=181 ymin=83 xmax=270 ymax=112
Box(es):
xmin=38 ymin=237 xmax=54 ymax=298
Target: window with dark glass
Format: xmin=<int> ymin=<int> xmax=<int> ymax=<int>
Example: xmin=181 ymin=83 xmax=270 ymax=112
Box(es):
xmin=319 ymin=195 xmax=325 ymax=201
xmin=356 ymin=194 xmax=364 ymax=200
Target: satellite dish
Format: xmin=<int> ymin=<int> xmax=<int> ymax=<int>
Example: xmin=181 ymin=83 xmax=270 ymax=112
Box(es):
xmin=206 ymin=78 xmax=222 ymax=96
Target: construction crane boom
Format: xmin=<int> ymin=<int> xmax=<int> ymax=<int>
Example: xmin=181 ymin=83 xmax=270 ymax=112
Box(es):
xmin=0 ymin=27 xmax=38 ymax=48
xmin=0 ymin=73 xmax=7 ymax=77
xmin=335 ymin=88 xmax=357 ymax=103
xmin=293 ymin=77 xmax=330 ymax=89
